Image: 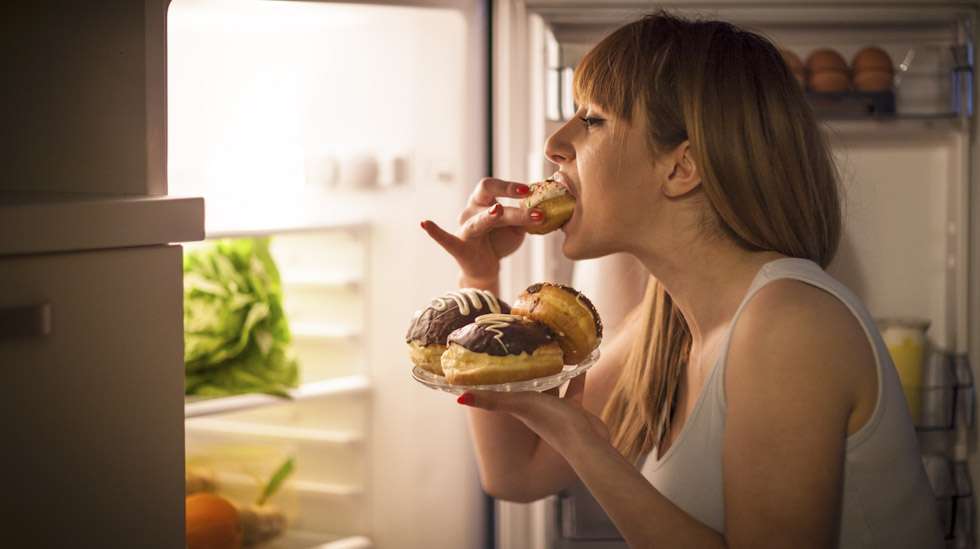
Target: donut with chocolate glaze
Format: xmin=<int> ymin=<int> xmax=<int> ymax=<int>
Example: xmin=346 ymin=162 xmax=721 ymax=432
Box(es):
xmin=511 ymin=283 xmax=602 ymax=365
xmin=441 ymin=313 xmax=564 ymax=385
xmin=524 ymin=179 xmax=575 ymax=235
xmin=406 ymin=289 xmax=509 ymax=375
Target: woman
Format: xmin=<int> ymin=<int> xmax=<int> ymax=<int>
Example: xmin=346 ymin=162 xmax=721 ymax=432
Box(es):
xmin=421 ymin=11 xmax=943 ymax=548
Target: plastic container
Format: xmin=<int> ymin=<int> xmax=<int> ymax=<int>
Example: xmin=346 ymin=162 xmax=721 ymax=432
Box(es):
xmin=922 ymin=453 xmax=956 ymax=538
xmin=953 ymin=461 xmax=975 ymax=546
xmin=185 ymin=443 xmax=299 ymax=545
xmin=954 ymin=354 xmax=975 ymax=428
xmin=919 ymin=351 xmax=956 ymax=430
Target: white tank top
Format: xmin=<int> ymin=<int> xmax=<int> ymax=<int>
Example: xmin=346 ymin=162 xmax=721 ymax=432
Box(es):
xmin=639 ymin=257 xmax=944 ymax=548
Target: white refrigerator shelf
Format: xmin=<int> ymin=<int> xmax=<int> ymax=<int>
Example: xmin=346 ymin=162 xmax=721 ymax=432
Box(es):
xmin=186 ymin=417 xmax=364 ymax=445
xmin=256 ymin=532 xmax=372 ymax=549
xmin=185 ymin=375 xmax=371 ymax=419
xmin=290 ymin=322 xmax=362 ymax=340
xmin=282 ymin=272 xmax=363 ymax=289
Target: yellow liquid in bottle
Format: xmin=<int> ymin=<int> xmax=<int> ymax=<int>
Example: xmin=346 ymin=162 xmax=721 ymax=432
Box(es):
xmin=885 ymin=336 xmax=924 ymax=422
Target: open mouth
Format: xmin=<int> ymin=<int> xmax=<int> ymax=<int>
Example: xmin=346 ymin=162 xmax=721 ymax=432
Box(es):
xmin=551 ymin=172 xmax=576 ymax=198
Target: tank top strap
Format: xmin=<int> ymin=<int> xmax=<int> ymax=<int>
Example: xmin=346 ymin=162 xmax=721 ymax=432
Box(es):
xmin=709 ymin=257 xmax=883 ymax=414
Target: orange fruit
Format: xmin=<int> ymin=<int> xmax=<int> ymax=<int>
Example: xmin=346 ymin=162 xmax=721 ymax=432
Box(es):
xmin=186 ymin=493 xmax=243 ymax=549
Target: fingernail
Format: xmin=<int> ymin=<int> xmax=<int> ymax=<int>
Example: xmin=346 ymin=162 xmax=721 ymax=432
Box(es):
xmin=514 ymin=184 xmax=530 ymax=195
xmin=457 ymin=393 xmax=475 ymax=406
xmin=420 ymin=220 xmax=429 ymax=230
xmin=489 ymin=203 xmax=503 ymax=216
xmin=529 ymin=209 xmax=544 ymax=222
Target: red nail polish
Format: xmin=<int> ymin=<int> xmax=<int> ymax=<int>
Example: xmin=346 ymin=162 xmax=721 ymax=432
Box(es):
xmin=457 ymin=393 xmax=474 ymax=406
xmin=529 ymin=210 xmax=544 ymax=222
xmin=489 ymin=204 xmax=503 ymax=216
xmin=515 ymin=184 xmax=530 ymax=195
xmin=420 ymin=220 xmax=429 ymax=230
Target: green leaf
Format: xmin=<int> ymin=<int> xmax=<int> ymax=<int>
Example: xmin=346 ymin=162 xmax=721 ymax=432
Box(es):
xmin=256 ymin=457 xmax=295 ymax=506
xmin=183 ymin=237 xmax=300 ymax=397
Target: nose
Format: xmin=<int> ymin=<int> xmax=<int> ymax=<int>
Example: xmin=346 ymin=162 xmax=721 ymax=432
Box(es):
xmin=544 ymin=121 xmax=576 ymax=167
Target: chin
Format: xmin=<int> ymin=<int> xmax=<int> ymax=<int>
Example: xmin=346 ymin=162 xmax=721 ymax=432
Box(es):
xmin=561 ymin=228 xmax=614 ymax=260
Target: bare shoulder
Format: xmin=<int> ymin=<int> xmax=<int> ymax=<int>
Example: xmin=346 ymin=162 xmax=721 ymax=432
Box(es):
xmin=725 ymin=278 xmax=877 ymax=421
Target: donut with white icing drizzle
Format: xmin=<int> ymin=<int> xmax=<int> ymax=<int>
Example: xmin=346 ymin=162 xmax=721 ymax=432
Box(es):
xmin=406 ymin=289 xmax=510 ymax=375
xmin=440 ymin=314 xmax=564 ymax=385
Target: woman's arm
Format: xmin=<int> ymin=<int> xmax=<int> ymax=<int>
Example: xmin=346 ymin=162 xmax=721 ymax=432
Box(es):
xmin=468 ymin=280 xmax=865 ymax=548
xmin=467 ymin=313 xmax=637 ymax=502
xmin=721 ymin=280 xmax=869 ymax=548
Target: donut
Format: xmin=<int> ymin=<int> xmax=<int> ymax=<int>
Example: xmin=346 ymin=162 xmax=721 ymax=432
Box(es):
xmin=441 ymin=314 xmax=564 ymax=385
xmin=524 ymin=179 xmax=575 ymax=235
xmin=510 ymin=283 xmax=602 ymax=364
xmin=406 ymin=289 xmax=509 ymax=375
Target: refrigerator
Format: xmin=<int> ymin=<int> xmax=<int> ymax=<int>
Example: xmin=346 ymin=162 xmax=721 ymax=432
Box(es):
xmin=489 ymin=1 xmax=980 ymax=549
xmin=2 ymin=1 xmax=978 ymax=549
xmin=3 ymin=0 xmax=489 ymax=548
xmin=166 ymin=0 xmax=491 ymax=548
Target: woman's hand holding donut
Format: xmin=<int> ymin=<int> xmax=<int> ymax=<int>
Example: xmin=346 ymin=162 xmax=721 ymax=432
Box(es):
xmin=456 ymin=373 xmax=610 ymax=455
xmin=421 ymin=177 xmax=544 ymax=287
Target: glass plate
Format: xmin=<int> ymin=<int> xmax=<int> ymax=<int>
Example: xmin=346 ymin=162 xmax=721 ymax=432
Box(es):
xmin=411 ymin=348 xmax=600 ymax=395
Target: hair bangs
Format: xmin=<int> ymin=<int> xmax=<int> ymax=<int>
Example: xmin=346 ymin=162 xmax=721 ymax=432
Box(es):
xmin=573 ymin=27 xmax=641 ymax=120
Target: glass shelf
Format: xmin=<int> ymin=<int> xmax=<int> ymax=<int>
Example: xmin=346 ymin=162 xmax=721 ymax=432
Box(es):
xmin=291 ymin=322 xmax=362 ymax=341
xmin=185 ymin=375 xmax=371 ymax=418
xmin=186 ymin=417 xmax=364 ymax=445
xmin=255 ymin=532 xmax=372 ymax=549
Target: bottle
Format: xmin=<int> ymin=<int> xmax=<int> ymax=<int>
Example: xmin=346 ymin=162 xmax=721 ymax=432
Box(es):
xmin=878 ymin=317 xmax=930 ymax=422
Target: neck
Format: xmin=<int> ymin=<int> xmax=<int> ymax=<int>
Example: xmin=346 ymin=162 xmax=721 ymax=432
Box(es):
xmin=632 ymin=236 xmax=786 ymax=351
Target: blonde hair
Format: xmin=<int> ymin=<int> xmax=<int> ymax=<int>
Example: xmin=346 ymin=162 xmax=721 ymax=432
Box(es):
xmin=577 ymin=12 xmax=842 ymax=462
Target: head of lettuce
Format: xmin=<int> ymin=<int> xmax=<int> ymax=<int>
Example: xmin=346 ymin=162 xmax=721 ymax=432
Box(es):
xmin=183 ymin=237 xmax=298 ymax=397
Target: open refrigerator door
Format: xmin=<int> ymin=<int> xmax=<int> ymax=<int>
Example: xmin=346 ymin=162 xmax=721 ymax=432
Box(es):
xmin=168 ymin=1 xmax=489 ymax=547
xmin=492 ymin=1 xmax=979 ymax=548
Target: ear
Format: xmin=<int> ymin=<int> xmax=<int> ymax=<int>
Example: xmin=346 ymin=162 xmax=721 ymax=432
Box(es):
xmin=662 ymin=141 xmax=701 ymax=198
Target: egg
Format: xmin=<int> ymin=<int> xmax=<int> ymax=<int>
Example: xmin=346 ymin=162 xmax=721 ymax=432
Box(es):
xmin=852 ymin=47 xmax=894 ymax=74
xmin=809 ymin=69 xmax=850 ymax=93
xmin=853 ymin=70 xmax=894 ymax=92
xmin=779 ymin=49 xmax=806 ymax=87
xmin=806 ymin=49 xmax=848 ymax=74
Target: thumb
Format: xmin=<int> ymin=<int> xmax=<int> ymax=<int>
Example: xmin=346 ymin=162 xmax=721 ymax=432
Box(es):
xmin=420 ymin=219 xmax=464 ymax=256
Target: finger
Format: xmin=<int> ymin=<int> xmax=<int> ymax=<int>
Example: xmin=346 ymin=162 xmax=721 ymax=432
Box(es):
xmin=420 ymin=219 xmax=464 ymax=256
xmin=459 ymin=204 xmax=543 ymax=240
xmin=469 ymin=177 xmax=532 ymax=207
xmin=457 ymin=390 xmax=539 ymax=414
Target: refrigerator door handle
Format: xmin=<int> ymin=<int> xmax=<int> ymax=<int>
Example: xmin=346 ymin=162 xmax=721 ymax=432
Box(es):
xmin=0 ymin=302 xmax=52 ymax=340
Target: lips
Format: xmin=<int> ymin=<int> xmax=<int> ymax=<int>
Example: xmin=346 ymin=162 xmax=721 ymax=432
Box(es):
xmin=551 ymin=172 xmax=577 ymax=198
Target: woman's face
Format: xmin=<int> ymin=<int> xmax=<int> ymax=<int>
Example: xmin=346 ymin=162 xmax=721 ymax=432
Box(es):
xmin=544 ymin=102 xmax=670 ymax=260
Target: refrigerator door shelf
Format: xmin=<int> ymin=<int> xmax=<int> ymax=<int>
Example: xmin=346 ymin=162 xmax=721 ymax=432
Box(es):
xmin=185 ymin=375 xmax=371 ymax=419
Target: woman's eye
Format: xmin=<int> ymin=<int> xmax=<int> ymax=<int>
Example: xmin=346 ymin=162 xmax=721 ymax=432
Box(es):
xmin=579 ymin=116 xmax=604 ymax=129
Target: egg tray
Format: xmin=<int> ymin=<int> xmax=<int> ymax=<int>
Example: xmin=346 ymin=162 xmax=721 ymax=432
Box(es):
xmin=805 ymin=89 xmax=896 ymax=118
